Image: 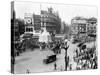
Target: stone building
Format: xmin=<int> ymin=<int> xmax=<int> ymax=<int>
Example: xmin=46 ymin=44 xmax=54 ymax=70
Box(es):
xmin=87 ymin=17 xmax=97 ymax=35
xmin=24 ymin=8 xmax=61 ymax=35
xmin=33 ymin=14 xmax=41 ymax=31
xmin=71 ymin=17 xmax=97 ymax=42
xmin=40 ymin=8 xmax=61 ymax=34
xmin=24 ymin=13 xmax=34 ymax=34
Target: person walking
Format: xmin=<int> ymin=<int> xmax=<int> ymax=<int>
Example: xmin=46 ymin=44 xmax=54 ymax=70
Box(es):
xmin=26 ymin=69 xmax=30 ymax=74
xmin=54 ymin=62 xmax=57 ymax=70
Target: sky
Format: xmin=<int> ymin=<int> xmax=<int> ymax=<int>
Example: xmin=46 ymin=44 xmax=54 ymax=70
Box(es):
xmin=14 ymin=1 xmax=97 ymax=24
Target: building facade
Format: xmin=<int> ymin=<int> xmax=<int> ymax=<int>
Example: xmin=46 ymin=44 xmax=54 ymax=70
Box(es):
xmin=24 ymin=8 xmax=61 ymax=35
xmin=33 ymin=14 xmax=41 ymax=31
xmin=71 ymin=17 xmax=97 ymax=42
xmin=71 ymin=17 xmax=87 ymax=35
xmin=87 ymin=17 xmax=97 ymax=35
xmin=40 ymin=8 xmax=61 ymax=34
xmin=24 ymin=13 xmax=34 ymax=34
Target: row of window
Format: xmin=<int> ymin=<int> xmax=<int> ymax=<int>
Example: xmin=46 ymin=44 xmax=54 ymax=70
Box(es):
xmin=26 ymin=28 xmax=33 ymax=32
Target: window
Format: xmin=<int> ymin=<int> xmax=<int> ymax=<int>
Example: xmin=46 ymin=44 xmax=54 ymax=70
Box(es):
xmin=26 ymin=27 xmax=33 ymax=32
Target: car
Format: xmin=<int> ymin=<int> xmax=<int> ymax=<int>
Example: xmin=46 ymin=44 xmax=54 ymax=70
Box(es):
xmin=43 ymin=55 xmax=56 ymax=64
xmin=81 ymin=44 xmax=86 ymax=50
xmin=72 ymin=39 xmax=80 ymax=44
xmin=77 ymin=42 xmax=86 ymax=50
xmin=77 ymin=42 xmax=84 ymax=47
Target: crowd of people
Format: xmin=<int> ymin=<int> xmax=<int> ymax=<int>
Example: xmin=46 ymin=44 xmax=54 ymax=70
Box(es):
xmin=12 ymin=31 xmax=97 ymax=72
xmin=39 ymin=37 xmax=97 ymax=71
xmin=74 ymin=45 xmax=97 ymax=70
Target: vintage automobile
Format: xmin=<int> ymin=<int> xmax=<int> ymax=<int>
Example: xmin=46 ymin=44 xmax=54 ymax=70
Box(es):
xmin=77 ymin=42 xmax=84 ymax=47
xmin=43 ymin=55 xmax=56 ymax=64
xmin=77 ymin=42 xmax=86 ymax=50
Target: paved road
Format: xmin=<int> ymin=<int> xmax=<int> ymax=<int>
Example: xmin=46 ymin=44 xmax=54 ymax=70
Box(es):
xmin=14 ymin=49 xmax=56 ymax=74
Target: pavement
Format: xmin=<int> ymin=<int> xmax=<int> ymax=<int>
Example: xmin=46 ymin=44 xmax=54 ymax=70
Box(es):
xmin=14 ymin=41 xmax=96 ymax=74
xmin=14 ymin=49 xmax=56 ymax=74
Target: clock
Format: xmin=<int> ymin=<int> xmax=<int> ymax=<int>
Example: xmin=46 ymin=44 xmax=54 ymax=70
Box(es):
xmin=26 ymin=18 xmax=32 ymax=24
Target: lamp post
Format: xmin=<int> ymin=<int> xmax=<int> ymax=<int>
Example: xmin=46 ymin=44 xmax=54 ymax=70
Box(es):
xmin=64 ymin=43 xmax=69 ymax=71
